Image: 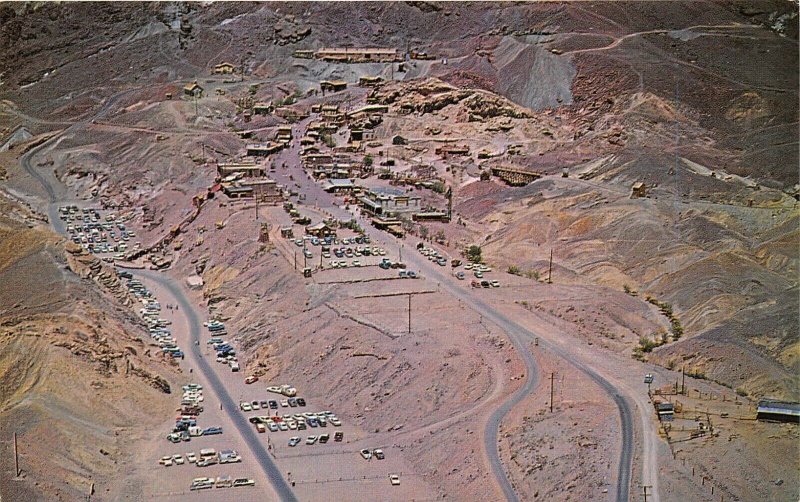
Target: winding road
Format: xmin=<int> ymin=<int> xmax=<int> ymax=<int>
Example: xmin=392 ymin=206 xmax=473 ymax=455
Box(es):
xmin=18 ymin=85 xmax=642 ymax=502
xmin=271 ymin=140 xmax=638 ymax=501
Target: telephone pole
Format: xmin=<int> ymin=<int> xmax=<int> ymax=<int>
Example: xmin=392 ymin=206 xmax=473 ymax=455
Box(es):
xmin=407 ymin=293 xmax=412 ymax=334
xmin=13 ymin=432 xmax=20 ymax=477
xmin=642 ymin=485 xmax=652 ymax=502
xmin=550 ymin=372 xmax=555 ymax=412
xmin=547 ymin=248 xmax=553 ymax=284
xmin=682 ymin=366 xmax=686 ymax=395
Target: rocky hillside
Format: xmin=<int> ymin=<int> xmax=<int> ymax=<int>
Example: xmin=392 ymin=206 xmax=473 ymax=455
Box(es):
xmin=0 ymin=193 xmax=179 ymax=501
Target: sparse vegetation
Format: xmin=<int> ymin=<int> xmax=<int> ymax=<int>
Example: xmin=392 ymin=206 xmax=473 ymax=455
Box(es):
xmin=430 ymin=181 xmax=447 ymax=194
xmin=320 ymin=132 xmax=336 ymax=148
xmin=645 ymin=295 xmax=683 ymax=340
xmin=466 ymin=245 xmax=482 ymax=263
xmin=363 ymin=154 xmax=373 ymax=167
xmin=508 ymin=265 xmax=522 ymax=275
xmin=638 ymin=336 xmax=661 ymax=353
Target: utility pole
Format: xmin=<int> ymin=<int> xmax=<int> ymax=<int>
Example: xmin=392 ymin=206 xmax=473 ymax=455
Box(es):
xmin=255 ymin=194 xmax=259 ymax=221
xmin=642 ymin=485 xmax=652 ymax=502
xmin=13 ymin=432 xmax=20 ymax=477
xmin=294 ymin=251 xmax=297 ymax=270
xmin=550 ymin=372 xmax=555 ymax=412
xmin=682 ymin=366 xmax=686 ymax=395
xmin=201 ymin=142 xmax=205 ymax=164
xmin=407 ymin=293 xmax=412 ymax=334
xmin=548 ymin=248 xmax=553 ymax=284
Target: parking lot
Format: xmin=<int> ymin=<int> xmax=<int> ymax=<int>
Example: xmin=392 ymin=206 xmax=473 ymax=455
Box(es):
xmin=58 ymin=205 xmax=139 ymax=260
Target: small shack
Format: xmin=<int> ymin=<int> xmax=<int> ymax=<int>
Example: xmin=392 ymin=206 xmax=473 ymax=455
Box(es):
xmin=213 ymin=62 xmax=236 ymax=74
xmin=654 ymin=400 xmax=674 ymax=422
xmin=306 ymin=222 xmax=334 ymax=237
xmin=320 ymin=80 xmax=348 ymax=93
xmin=183 ymin=81 xmax=204 ymax=98
xmin=631 ymin=182 xmax=648 ymax=198
xmin=358 ymin=76 xmax=384 ymax=87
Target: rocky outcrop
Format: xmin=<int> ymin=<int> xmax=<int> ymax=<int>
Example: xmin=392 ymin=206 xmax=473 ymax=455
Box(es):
xmin=65 ymin=243 xmax=136 ymax=306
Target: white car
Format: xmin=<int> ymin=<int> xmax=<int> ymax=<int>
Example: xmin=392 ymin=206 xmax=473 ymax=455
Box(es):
xmin=186 ymin=452 xmax=197 ymax=463
xmin=389 ymin=474 xmax=400 ymax=486
xmin=240 ymin=402 xmax=252 ymax=412
xmin=306 ymin=435 xmax=317 ymax=445
xmin=360 ymin=449 xmax=372 ymax=460
xmin=159 ymin=456 xmax=173 ymax=466
xmin=173 ymin=454 xmax=185 ymax=465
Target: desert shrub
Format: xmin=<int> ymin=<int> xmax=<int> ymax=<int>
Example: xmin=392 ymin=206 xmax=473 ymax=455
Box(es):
xmin=466 ymin=245 xmax=482 ymax=263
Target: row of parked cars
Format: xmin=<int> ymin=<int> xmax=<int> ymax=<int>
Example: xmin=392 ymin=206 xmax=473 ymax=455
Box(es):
xmin=159 ymin=448 xmax=240 ymax=467
xmin=288 ymin=432 xmax=343 ymax=446
xmin=248 ymin=410 xmax=342 ymax=432
xmin=190 ymin=476 xmax=254 ymax=490
xmin=119 ymin=272 xmax=186 ymax=359
xmin=418 ymin=245 xmax=450 ymax=267
xmin=239 ymin=397 xmax=306 ymax=411
xmin=206 ymin=320 xmax=242 ymax=372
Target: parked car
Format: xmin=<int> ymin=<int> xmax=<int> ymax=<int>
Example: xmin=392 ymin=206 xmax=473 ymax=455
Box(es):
xmin=288 ymin=436 xmax=301 ymax=447
xmin=306 ymin=435 xmax=318 ymax=445
xmin=233 ymin=478 xmax=255 ymax=487
xmin=319 ymin=433 xmax=330 ymax=444
xmin=360 ymin=449 xmax=372 ymax=460
xmin=202 ymin=427 xmax=223 ymax=436
xmin=245 ymin=375 xmax=259 ymax=384
xmin=334 ymin=431 xmax=344 ymax=442
xmin=374 ymin=449 xmax=385 ymax=460
xmin=389 ymin=474 xmax=400 ymax=486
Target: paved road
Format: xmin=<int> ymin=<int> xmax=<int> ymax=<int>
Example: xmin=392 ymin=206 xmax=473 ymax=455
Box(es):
xmin=398 ymin=249 xmax=633 ymax=502
xmin=135 ymin=270 xmax=298 ymax=502
xmin=18 ymin=86 xmax=298 ymax=502
xmin=274 ymin=125 xmax=634 ymax=502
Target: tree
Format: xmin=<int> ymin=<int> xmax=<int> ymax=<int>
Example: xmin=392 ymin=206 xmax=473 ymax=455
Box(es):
xmin=363 ymin=154 xmax=373 ymax=167
xmin=466 ymin=245 xmax=482 ymax=263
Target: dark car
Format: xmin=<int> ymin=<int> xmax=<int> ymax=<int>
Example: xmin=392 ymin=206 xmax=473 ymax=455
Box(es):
xmin=288 ymin=398 xmax=297 ymax=407
xmin=296 ymin=398 xmax=306 ymax=407
xmin=249 ymin=416 xmax=263 ymax=424
xmin=202 ymin=427 xmax=223 ymax=435
xmin=269 ymin=400 xmax=279 ymax=409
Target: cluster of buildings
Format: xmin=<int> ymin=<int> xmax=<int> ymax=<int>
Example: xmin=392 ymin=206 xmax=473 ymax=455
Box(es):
xmin=214 ymin=161 xmax=283 ymax=203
